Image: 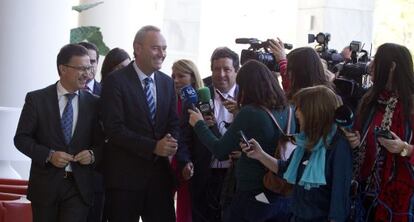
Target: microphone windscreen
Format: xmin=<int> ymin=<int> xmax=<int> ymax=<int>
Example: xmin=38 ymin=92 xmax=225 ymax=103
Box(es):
xmin=334 ymin=105 xmax=354 ymax=128
xmin=180 ymin=85 xmax=198 ymax=105
xmin=197 ymin=87 xmax=212 ymax=103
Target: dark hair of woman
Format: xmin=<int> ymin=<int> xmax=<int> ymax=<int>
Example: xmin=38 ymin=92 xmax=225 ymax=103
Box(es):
xmin=236 ymin=60 xmax=287 ymax=110
xmin=101 ymin=48 xmax=131 ymax=81
xmin=286 ymin=47 xmax=332 ymax=99
xmin=292 ymin=85 xmax=341 ymax=149
xmin=358 ymin=43 xmax=414 ymax=122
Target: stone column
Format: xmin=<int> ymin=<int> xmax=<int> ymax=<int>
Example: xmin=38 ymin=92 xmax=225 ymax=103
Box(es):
xmin=296 ymin=0 xmax=375 ymax=51
xmin=0 ymin=0 xmax=72 ymax=179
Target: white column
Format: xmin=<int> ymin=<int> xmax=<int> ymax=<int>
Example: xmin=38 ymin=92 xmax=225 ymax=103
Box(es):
xmin=77 ymin=0 xmax=167 ymax=79
xmin=296 ymin=0 xmax=375 ymax=51
xmin=0 ymin=0 xmax=72 ymax=179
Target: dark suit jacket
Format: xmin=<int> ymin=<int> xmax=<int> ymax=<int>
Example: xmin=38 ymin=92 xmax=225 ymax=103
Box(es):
xmin=92 ymin=80 xmax=102 ymax=96
xmin=14 ymin=84 xmax=101 ymax=205
xmin=176 ymin=85 xmax=238 ymax=194
xmin=100 ymin=62 xmax=179 ymax=190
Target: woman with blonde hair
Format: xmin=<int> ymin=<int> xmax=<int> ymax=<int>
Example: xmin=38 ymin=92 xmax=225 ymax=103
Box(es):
xmin=171 ymin=59 xmax=203 ymax=222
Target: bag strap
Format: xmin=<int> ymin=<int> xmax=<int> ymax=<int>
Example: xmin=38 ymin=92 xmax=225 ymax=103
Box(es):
xmin=261 ymin=106 xmax=290 ymax=136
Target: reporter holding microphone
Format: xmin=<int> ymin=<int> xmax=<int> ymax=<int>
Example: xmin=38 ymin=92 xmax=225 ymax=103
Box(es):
xmin=188 ymin=60 xmax=291 ymax=222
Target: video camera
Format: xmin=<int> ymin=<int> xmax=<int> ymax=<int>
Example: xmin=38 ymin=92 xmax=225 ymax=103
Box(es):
xmin=235 ymin=38 xmax=293 ymax=72
xmin=334 ymin=41 xmax=372 ymax=110
xmin=308 ymin=32 xmax=344 ymax=71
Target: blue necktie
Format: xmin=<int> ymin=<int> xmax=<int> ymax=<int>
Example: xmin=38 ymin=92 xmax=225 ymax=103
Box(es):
xmin=61 ymin=93 xmax=76 ymax=145
xmin=144 ymin=77 xmax=156 ymax=124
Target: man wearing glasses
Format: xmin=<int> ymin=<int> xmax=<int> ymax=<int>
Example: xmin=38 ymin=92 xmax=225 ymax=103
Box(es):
xmin=14 ymin=44 xmax=101 ymax=222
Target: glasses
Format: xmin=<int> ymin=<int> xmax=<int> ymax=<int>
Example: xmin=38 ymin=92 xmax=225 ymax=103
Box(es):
xmin=63 ymin=64 xmax=94 ymax=73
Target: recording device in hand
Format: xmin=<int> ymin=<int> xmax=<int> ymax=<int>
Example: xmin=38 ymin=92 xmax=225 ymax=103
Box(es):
xmin=334 ymin=105 xmax=354 ymax=132
xmin=197 ymin=87 xmax=214 ymax=116
xmin=180 ymin=85 xmax=198 ymax=111
xmin=374 ymin=127 xmax=393 ymax=139
xmin=238 ymin=130 xmax=250 ymax=149
xmin=215 ymin=88 xmax=227 ymax=101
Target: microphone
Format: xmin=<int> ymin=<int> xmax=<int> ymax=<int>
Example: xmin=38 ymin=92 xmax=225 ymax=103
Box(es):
xmin=196 ymin=87 xmax=214 ymax=116
xmin=180 ymin=85 xmax=198 ymax=110
xmin=334 ymin=105 xmax=354 ymax=132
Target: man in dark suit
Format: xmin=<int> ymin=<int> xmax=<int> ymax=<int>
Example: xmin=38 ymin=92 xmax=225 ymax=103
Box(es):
xmin=178 ymin=47 xmax=240 ymax=222
xmin=78 ymin=42 xmax=102 ymax=96
xmin=14 ymin=44 xmax=101 ymax=222
xmin=100 ymin=25 xmax=179 ymax=222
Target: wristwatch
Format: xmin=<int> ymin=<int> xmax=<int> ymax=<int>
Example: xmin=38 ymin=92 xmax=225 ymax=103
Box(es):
xmin=400 ymin=142 xmax=410 ymax=157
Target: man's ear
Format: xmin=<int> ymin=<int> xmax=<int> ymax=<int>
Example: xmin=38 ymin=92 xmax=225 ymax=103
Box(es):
xmin=133 ymin=42 xmax=142 ymax=56
xmin=58 ymin=64 xmax=65 ymax=76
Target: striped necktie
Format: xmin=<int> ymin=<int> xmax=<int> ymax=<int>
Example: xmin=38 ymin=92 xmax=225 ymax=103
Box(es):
xmin=144 ymin=77 xmax=156 ymax=124
xmin=61 ymin=93 xmax=76 ymax=145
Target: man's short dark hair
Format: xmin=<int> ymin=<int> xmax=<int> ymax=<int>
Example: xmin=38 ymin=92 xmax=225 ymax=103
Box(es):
xmin=56 ymin=44 xmax=89 ymax=75
xmin=210 ymin=47 xmax=240 ymax=72
xmin=78 ymin=42 xmax=99 ymax=62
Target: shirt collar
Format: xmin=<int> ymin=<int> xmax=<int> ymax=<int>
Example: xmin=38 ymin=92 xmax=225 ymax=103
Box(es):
xmin=57 ymin=81 xmax=79 ymax=98
xmin=133 ymin=61 xmax=155 ymax=83
xmin=86 ymin=79 xmax=95 ymax=91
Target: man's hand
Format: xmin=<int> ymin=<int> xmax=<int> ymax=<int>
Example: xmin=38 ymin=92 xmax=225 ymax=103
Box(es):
xmin=223 ymin=99 xmax=239 ymax=115
xmin=153 ymin=134 xmax=178 ymax=157
xmin=49 ymin=151 xmax=74 ymax=168
xmin=74 ymin=150 xmax=94 ymax=165
xmin=182 ymin=162 xmax=194 ymax=180
xmin=268 ymin=38 xmax=286 ymax=63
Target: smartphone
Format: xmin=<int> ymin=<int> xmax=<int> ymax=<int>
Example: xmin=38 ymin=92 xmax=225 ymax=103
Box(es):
xmin=215 ymin=89 xmax=227 ymax=101
xmin=238 ymin=130 xmax=250 ymax=148
xmin=374 ymin=127 xmax=393 ymax=139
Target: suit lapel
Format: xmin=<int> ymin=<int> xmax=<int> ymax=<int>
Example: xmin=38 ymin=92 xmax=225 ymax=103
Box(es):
xmin=47 ymin=84 xmax=66 ymax=146
xmin=154 ymin=72 xmax=166 ymax=127
xmin=70 ymin=91 xmax=86 ymax=147
xmin=126 ymin=65 xmax=154 ymax=127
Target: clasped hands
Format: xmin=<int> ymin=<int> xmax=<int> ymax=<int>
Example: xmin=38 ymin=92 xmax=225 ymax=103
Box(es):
xmin=50 ymin=150 xmax=94 ymax=168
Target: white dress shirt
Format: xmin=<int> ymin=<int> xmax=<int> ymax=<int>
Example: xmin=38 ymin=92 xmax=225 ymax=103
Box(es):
xmin=133 ymin=62 xmax=157 ymax=107
xmin=57 ymin=81 xmax=79 ymax=172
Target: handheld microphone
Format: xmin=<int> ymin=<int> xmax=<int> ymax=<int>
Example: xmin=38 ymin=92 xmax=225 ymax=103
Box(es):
xmin=180 ymin=85 xmax=198 ymax=110
xmin=334 ymin=105 xmax=354 ymax=132
xmin=196 ymin=87 xmax=214 ymax=116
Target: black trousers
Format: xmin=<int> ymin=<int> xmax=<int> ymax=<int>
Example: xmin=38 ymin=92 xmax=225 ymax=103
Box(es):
xmin=191 ymin=168 xmax=227 ymax=222
xmin=105 ymin=172 xmax=175 ymax=222
xmin=31 ymin=177 xmax=90 ymax=222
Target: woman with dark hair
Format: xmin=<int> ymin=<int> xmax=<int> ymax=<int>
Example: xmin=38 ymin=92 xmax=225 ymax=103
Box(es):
xmin=188 ymin=60 xmax=292 ymax=222
xmin=243 ymin=85 xmax=353 ymax=222
xmin=346 ymin=43 xmax=414 ymax=221
xmin=269 ymin=39 xmax=332 ymax=98
xmin=100 ymin=47 xmax=131 ymax=83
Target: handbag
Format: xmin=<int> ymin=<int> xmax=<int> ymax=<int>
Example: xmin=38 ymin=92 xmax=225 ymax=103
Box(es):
xmin=261 ymin=106 xmax=295 ymax=196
